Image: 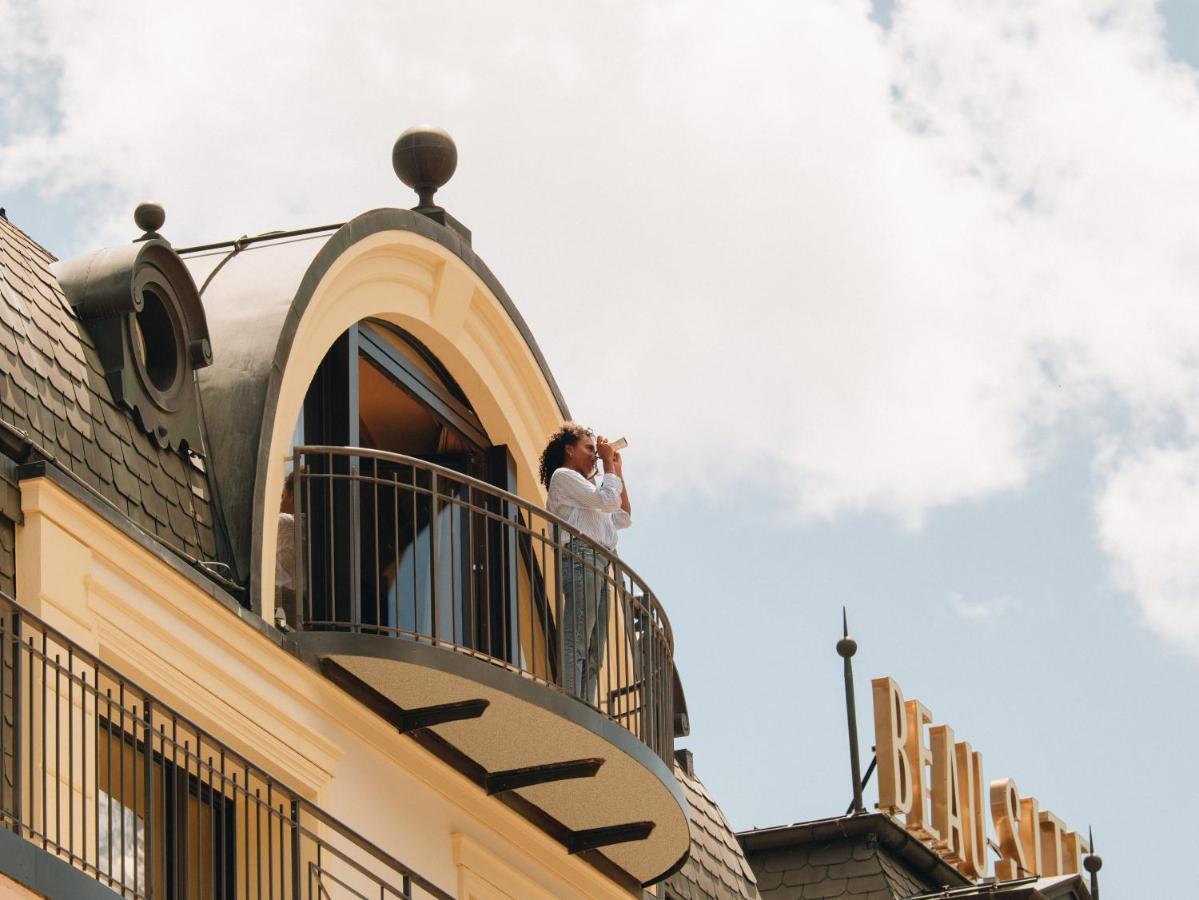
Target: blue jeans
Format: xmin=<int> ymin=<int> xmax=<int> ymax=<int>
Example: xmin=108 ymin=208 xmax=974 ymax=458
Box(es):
xmin=562 ymin=538 xmax=610 ymax=703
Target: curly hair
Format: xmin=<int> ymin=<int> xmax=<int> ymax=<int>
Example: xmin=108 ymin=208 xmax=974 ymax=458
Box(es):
xmin=539 ymin=422 xmax=593 ymax=489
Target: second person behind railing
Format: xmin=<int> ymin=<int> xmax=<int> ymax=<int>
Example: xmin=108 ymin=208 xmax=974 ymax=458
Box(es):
xmin=539 ymin=423 xmax=632 ymax=704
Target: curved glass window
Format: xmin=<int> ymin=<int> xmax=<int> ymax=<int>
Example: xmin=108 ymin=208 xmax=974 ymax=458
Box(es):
xmin=285 ymin=323 xmax=550 ymax=673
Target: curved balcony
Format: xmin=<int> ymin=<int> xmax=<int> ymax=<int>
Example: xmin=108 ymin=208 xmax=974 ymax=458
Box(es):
xmin=283 ymin=446 xmax=688 ymax=886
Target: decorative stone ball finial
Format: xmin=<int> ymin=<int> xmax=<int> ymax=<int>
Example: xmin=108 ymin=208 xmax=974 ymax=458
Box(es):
xmin=836 ymin=635 xmax=857 ymax=658
xmin=837 ymin=606 xmax=857 ymax=658
xmin=392 ymin=125 xmax=458 ymax=209
xmin=134 ymin=202 xmax=166 ymax=237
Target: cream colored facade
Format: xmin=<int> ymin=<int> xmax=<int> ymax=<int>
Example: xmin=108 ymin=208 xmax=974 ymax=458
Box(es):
xmin=17 ymin=444 xmax=642 ymax=899
xmin=0 ymin=133 xmax=699 ymax=898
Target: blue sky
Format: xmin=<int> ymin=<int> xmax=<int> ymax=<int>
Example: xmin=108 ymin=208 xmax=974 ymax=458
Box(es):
xmin=4 ymin=2 xmax=1199 ymax=896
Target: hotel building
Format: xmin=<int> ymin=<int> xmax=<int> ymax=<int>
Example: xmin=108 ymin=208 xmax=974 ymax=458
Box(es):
xmin=0 ymin=127 xmax=1097 ymax=900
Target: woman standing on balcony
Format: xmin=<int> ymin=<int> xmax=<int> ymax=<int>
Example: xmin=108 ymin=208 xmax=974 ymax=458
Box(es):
xmin=540 ymin=424 xmax=631 ymax=704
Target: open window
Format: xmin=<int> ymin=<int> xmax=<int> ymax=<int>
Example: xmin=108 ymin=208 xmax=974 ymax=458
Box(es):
xmin=289 ymin=322 xmax=554 ymax=675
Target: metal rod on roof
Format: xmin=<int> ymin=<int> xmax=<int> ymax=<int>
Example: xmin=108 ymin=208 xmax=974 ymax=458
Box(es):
xmin=174 ymin=222 xmax=346 ymax=255
xmin=845 ymin=754 xmax=877 ymax=816
xmin=1084 ymin=826 xmax=1102 ymax=899
xmin=837 ymin=607 xmax=865 ymax=815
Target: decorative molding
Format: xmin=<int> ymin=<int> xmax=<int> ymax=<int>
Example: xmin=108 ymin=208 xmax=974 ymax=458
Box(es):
xmin=453 ymin=833 xmax=566 ymax=900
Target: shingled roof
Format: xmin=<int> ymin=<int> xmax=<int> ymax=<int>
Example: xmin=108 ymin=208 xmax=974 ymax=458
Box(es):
xmin=0 ymin=213 xmax=224 ymax=575
xmin=738 ymin=812 xmax=970 ymax=900
xmin=666 ymin=751 xmax=760 ymax=900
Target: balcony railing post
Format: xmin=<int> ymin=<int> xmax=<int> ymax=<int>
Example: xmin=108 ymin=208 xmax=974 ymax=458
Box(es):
xmin=349 ymin=454 xmax=362 ymax=632
xmin=143 ymin=699 xmax=153 ymax=899
xmin=430 ymin=470 xmax=440 ymax=646
xmin=10 ymin=611 xmax=20 ymax=837
xmin=290 ymin=799 xmax=302 ymax=900
xmin=553 ymin=523 xmax=564 ymax=694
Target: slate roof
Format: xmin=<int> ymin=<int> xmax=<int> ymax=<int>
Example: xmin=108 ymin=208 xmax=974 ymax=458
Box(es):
xmin=667 ymin=754 xmax=760 ymax=900
xmin=738 ymin=813 xmax=969 ymax=900
xmin=0 ymin=213 xmax=222 ymax=571
xmin=744 ymin=833 xmax=929 ymax=899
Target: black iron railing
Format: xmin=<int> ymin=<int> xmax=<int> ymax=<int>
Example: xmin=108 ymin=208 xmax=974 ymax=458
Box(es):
xmin=286 ymin=446 xmax=676 ymax=765
xmin=0 ymin=594 xmax=452 ymax=900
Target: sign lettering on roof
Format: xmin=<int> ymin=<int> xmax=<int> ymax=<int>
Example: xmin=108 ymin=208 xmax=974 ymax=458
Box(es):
xmin=871 ymin=676 xmax=1089 ymax=881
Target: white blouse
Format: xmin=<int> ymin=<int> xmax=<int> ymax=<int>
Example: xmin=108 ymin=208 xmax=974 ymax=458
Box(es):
xmin=546 ymin=468 xmax=632 ymax=551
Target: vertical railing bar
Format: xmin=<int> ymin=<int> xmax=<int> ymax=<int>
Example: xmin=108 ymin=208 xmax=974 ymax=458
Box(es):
xmin=205 ymin=755 xmax=218 ymax=895
xmin=240 ymin=771 xmax=249 ymax=900
xmin=53 ymin=652 xmax=60 ymax=858
xmin=466 ymin=486 xmax=475 ymax=655
xmin=12 ymin=613 xmax=20 ymax=840
xmin=267 ymin=782 xmax=275 ymax=900
xmin=350 ymin=453 xmax=362 ymax=636
xmin=132 ymin=703 xmax=141 ymax=899
xmin=500 ymin=494 xmax=508 ymax=664
xmin=218 ymin=744 xmax=227 ymax=900
xmin=0 ymin=613 xmax=7 ymax=838
xmin=178 ymin=733 xmax=186 ymax=900
xmin=26 ymin=633 xmax=33 ymax=845
xmin=483 ymin=497 xmax=491 ymax=658
xmin=0 ymin=613 xmax=7 ymax=837
xmin=411 ymin=467 xmax=419 ymax=642
xmin=290 ymin=799 xmax=301 ymax=900
xmin=256 ymin=787 xmax=264 ymax=900
xmin=538 ymin=525 xmax=547 ymax=681
xmin=118 ymin=680 xmax=126 ymax=892
xmin=40 ymin=631 xmax=47 ymax=851
xmin=430 ymin=470 xmax=440 ymax=645
xmin=554 ymin=526 xmax=564 ymax=694
xmin=374 ymin=457 xmax=381 ymax=637
xmin=393 ymin=470 xmax=403 ymax=636
xmin=450 ymin=480 xmax=457 ymax=647
xmin=613 ymin=573 xmax=620 ymax=725
xmin=103 ymin=687 xmax=113 ymax=881
xmin=327 ymin=452 xmax=335 ymax=636
xmin=302 ymin=458 xmax=313 ymax=629
xmin=67 ymin=645 xmax=75 ymax=867
xmin=143 ymin=702 xmax=152 ymax=900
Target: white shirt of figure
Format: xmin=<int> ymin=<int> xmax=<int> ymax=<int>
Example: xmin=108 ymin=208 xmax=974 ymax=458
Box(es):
xmin=546 ymin=467 xmax=631 ymax=551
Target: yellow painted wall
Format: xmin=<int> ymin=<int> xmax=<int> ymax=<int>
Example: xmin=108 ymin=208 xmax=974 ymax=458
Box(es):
xmin=0 ymin=872 xmax=42 ymax=899
xmin=16 ymin=474 xmax=637 ymax=900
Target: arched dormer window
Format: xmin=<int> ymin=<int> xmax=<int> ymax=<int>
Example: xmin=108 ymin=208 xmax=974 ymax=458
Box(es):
xmin=285 ymin=319 xmax=532 ymax=669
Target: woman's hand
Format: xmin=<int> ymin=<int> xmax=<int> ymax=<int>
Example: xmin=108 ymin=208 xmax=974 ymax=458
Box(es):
xmin=597 ymin=437 xmax=615 ymax=467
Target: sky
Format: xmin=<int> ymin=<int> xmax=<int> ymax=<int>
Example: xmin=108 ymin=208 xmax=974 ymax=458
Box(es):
xmin=2 ymin=1 xmax=1197 ymax=895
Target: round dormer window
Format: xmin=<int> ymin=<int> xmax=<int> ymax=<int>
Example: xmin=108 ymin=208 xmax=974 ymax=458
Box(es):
xmin=131 ymin=286 xmax=186 ymax=406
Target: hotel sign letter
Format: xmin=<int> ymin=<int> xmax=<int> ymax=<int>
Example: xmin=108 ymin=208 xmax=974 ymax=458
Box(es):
xmin=871 ymin=676 xmax=1087 ymax=883
xmin=871 ymin=677 xmax=912 ymax=815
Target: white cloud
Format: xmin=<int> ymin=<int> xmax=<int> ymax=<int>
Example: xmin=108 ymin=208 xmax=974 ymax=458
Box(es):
xmin=3 ymin=1 xmax=1199 ymax=648
xmin=1097 ymin=444 xmax=1199 ymax=655
xmin=948 ymin=592 xmax=1013 ymax=623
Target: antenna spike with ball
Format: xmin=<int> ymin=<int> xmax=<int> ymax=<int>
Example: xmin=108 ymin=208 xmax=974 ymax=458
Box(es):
xmin=1083 ymin=826 xmax=1102 ymax=899
xmin=837 ymin=607 xmax=864 ymax=814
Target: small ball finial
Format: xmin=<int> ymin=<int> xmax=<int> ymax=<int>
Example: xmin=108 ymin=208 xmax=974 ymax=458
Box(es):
xmin=1083 ymin=853 xmax=1103 ymax=874
xmin=836 ymin=636 xmax=858 ymax=658
xmin=134 ymin=202 xmax=165 ymax=235
xmin=392 ymin=125 xmax=458 ymax=208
